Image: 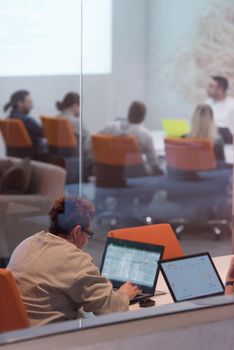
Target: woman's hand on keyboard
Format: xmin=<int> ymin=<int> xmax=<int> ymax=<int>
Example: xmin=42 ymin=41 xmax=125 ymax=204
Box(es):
xmin=119 ymin=281 xmax=142 ymax=300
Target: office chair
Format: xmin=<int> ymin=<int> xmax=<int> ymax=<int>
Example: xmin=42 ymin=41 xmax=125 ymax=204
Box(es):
xmin=40 ymin=116 xmax=83 ymax=183
xmin=0 ymin=119 xmax=33 ymax=158
xmin=0 ymin=268 xmax=29 ymax=332
xmin=92 ymin=134 xmax=146 ymax=228
xmin=163 ymin=138 xmax=230 ymax=238
xmin=218 ymin=127 xmax=233 ymax=144
xmin=108 ymin=223 xmax=184 ymax=260
xmin=165 ymin=137 xmax=216 ymax=179
xmin=41 ymin=116 xmax=77 ymax=157
xmin=92 ymin=133 xmax=145 ymax=187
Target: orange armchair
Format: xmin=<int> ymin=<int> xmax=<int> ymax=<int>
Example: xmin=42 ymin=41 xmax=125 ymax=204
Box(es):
xmin=164 ymin=138 xmax=229 ymax=238
xmin=41 ymin=116 xmax=77 ymax=156
xmin=165 ymin=138 xmax=216 ymax=172
xmin=0 ymin=119 xmax=33 ymax=157
xmin=40 ymin=116 xmax=81 ymax=183
xmin=0 ymin=269 xmax=29 ymax=332
xmin=108 ymin=224 xmax=184 ymax=260
xmin=92 ymin=134 xmax=145 ymax=187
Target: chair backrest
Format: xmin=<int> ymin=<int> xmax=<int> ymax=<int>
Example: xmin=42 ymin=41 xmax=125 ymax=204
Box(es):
xmin=92 ymin=134 xmax=143 ymax=166
xmin=41 ymin=116 xmax=77 ymax=148
xmin=165 ymin=138 xmax=216 ymax=171
xmin=108 ymin=224 xmax=184 ymax=260
xmin=0 ymin=269 xmax=29 ymax=332
xmin=92 ymin=134 xmax=144 ymax=187
xmin=0 ymin=119 xmax=32 ymax=147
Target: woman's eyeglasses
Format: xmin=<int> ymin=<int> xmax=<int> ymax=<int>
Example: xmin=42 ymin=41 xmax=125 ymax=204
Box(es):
xmin=82 ymin=228 xmax=95 ymax=239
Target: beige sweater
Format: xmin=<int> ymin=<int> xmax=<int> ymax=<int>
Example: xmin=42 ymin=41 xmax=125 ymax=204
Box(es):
xmin=8 ymin=231 xmax=129 ymax=326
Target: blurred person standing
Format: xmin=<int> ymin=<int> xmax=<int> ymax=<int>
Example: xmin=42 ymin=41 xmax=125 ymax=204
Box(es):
xmin=206 ymin=76 xmax=234 ymax=144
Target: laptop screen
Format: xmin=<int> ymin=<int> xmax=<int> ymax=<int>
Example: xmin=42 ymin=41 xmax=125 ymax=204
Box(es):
xmin=100 ymin=238 xmax=164 ymax=292
xmin=159 ymin=253 xmax=224 ymax=302
xmin=162 ymin=119 xmax=190 ymax=137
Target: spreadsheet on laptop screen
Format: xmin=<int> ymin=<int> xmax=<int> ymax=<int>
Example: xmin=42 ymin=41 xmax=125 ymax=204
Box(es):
xmin=101 ymin=243 xmax=161 ymax=287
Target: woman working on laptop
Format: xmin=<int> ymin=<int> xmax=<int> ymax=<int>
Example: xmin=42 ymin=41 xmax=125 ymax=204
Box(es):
xmin=7 ymin=197 xmax=141 ymax=326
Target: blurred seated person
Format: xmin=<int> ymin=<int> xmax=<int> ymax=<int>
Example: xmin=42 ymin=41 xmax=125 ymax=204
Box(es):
xmin=7 ymin=197 xmax=140 ymax=326
xmin=185 ymin=104 xmax=225 ymax=166
xmin=4 ymin=90 xmax=46 ymax=155
xmin=56 ymin=92 xmax=92 ymax=160
xmin=100 ymin=101 xmax=163 ymax=175
xmin=225 ymin=256 xmax=234 ymax=295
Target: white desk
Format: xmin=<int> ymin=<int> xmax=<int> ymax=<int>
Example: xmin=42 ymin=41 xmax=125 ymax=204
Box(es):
xmin=129 ymin=254 xmax=233 ymax=311
xmin=151 ymin=130 xmax=234 ymax=164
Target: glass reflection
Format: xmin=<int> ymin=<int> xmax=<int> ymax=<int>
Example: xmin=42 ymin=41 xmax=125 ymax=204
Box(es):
xmin=0 ymin=0 xmax=233 ymax=334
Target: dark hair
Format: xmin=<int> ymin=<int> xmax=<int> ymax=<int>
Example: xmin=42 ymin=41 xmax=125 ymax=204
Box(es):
xmin=49 ymin=196 xmax=95 ymax=237
xmin=212 ymin=76 xmax=229 ymax=92
xmin=128 ymin=101 xmax=146 ymax=124
xmin=4 ymin=90 xmax=30 ymax=112
xmin=56 ymin=92 xmax=80 ymax=111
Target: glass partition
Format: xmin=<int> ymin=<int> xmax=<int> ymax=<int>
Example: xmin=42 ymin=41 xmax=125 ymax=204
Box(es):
xmin=0 ymin=0 xmax=82 ymax=267
xmin=82 ymin=0 xmax=233 ymax=267
xmin=0 ymin=0 xmax=233 ymax=338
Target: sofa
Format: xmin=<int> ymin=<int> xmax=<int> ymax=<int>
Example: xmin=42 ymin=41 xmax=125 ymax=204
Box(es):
xmin=0 ymin=157 xmax=66 ymax=212
xmin=0 ymin=157 xmax=66 ymax=262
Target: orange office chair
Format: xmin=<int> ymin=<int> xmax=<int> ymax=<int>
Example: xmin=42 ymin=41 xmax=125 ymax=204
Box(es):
xmin=0 ymin=119 xmax=33 ymax=157
xmin=108 ymin=224 xmax=184 ymax=260
xmin=0 ymin=269 xmax=29 ymax=332
xmin=92 ymin=134 xmax=145 ymax=187
xmin=164 ymin=138 xmax=229 ymax=238
xmin=41 ymin=116 xmax=77 ymax=157
xmin=41 ymin=116 xmax=85 ymax=183
xmin=165 ymin=138 xmax=216 ymax=171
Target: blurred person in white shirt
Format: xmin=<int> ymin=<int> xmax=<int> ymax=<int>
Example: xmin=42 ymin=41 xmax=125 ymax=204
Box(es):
xmin=206 ymin=76 xmax=234 ymax=144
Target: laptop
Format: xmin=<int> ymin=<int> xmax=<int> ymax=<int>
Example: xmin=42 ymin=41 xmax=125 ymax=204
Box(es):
xmin=162 ymin=119 xmax=190 ymax=138
xmin=159 ymin=253 xmax=225 ymax=302
xmin=100 ymin=238 xmax=164 ymax=304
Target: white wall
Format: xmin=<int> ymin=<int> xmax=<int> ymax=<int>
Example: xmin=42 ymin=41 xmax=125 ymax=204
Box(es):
xmin=146 ymin=0 xmax=197 ymax=129
xmin=0 ymin=0 xmax=147 ymax=133
xmin=146 ymin=0 xmax=234 ymax=129
xmin=1 ymin=0 xmax=230 ymax=133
